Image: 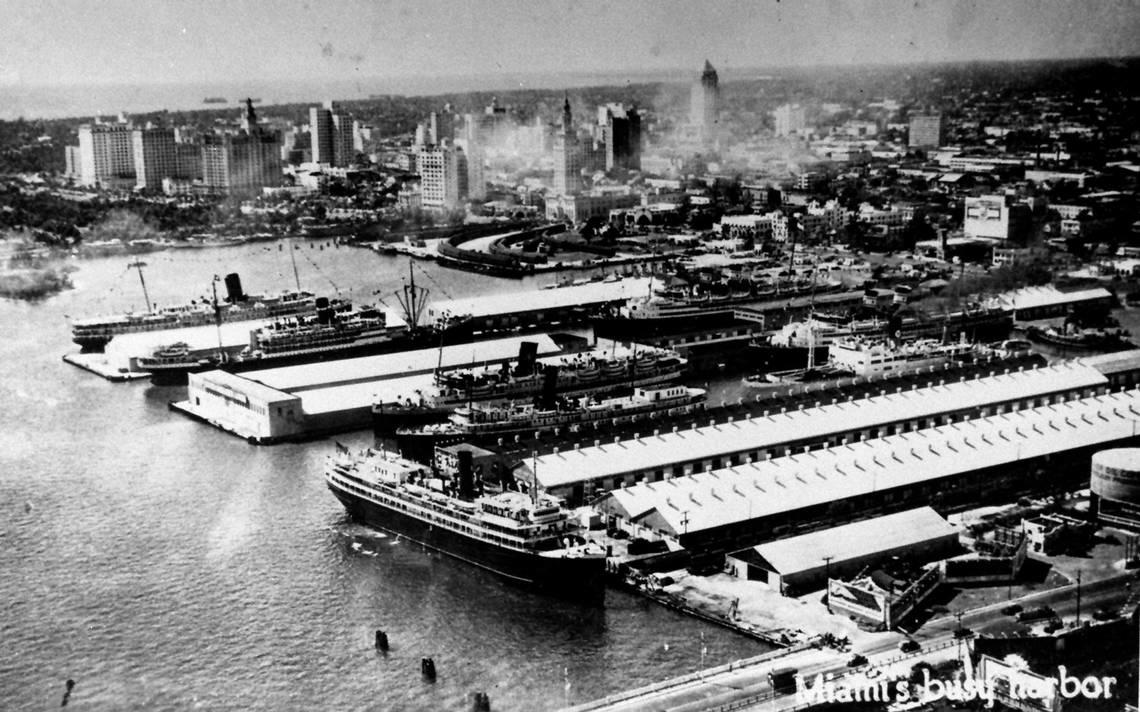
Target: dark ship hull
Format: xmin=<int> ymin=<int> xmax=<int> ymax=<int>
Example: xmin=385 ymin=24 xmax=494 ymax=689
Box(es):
xmin=327 ymin=483 xmax=605 ymax=602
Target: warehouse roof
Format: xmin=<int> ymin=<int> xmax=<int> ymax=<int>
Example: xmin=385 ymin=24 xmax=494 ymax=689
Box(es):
xmin=997 ymin=285 xmax=1112 ymax=312
xmin=534 ymin=361 xmax=1108 ymax=489
xmin=743 ymin=507 xmax=957 ymax=576
xmin=191 ymin=369 xmax=297 ymax=405
xmin=425 ymin=277 xmax=651 ymax=324
xmin=604 ymin=389 xmax=1140 ymax=537
xmin=1078 ymin=349 xmax=1140 ymax=376
xmin=245 ymin=333 xmax=563 ymax=392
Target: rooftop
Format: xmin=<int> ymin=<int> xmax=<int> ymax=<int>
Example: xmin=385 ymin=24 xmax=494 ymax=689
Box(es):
xmin=534 ymin=361 xmax=1107 ymax=489
xmin=744 ymin=507 xmax=956 ymax=576
xmin=425 ymin=277 xmax=651 ymax=324
xmin=996 ymin=285 xmax=1112 ymax=312
xmin=603 ymin=388 xmax=1140 ymax=537
xmin=1092 ymin=448 xmax=1140 ymax=472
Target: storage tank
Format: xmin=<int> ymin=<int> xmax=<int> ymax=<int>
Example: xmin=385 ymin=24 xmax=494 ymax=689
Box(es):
xmin=1091 ymin=449 xmax=1140 ymax=504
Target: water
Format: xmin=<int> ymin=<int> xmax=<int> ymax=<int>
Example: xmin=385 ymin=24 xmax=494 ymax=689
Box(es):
xmin=0 ymin=242 xmax=768 ymax=711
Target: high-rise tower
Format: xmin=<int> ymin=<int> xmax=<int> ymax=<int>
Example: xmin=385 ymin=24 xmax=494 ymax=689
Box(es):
xmin=553 ymin=96 xmax=581 ymax=195
xmin=690 ymin=59 xmax=720 ymax=139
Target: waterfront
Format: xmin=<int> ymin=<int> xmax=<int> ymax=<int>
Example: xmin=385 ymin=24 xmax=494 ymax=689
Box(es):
xmin=0 ymin=243 xmax=768 ymax=711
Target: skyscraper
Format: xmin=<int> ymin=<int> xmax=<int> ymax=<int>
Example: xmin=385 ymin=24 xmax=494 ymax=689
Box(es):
xmin=552 ymin=97 xmax=582 ymax=196
xmin=132 ymin=127 xmax=177 ymax=191
xmin=77 ymin=122 xmax=135 ymax=189
xmin=201 ymin=100 xmax=282 ymax=196
xmin=309 ymin=100 xmax=353 ymax=166
xmin=597 ymin=103 xmax=641 ymax=172
xmin=908 ymin=113 xmax=944 ymax=150
xmin=690 ymin=60 xmax=719 ymax=139
xmin=418 ymin=140 xmax=468 ymax=210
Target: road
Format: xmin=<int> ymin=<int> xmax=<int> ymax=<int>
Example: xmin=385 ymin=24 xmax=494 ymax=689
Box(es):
xmin=567 ymin=571 xmax=1137 ymax=712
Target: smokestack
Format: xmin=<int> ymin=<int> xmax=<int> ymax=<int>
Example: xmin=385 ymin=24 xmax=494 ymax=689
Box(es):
xmin=457 ymin=449 xmax=475 ymax=500
xmin=224 ymin=273 xmax=245 ymax=302
xmin=515 ymin=341 xmax=539 ymax=377
xmin=315 ymin=296 xmax=333 ymax=324
xmin=540 ymin=365 xmax=559 ymax=409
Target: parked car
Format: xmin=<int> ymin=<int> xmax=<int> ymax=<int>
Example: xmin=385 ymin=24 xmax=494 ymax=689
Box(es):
xmin=847 ymin=654 xmax=868 ymax=667
xmin=953 ymin=628 xmax=974 ymax=639
xmin=1017 ymin=606 xmax=1056 ymax=623
xmin=899 ymin=640 xmax=921 ymax=653
xmin=1001 ymin=604 xmax=1023 ymax=616
xmin=1093 ymin=607 xmax=1117 ymax=621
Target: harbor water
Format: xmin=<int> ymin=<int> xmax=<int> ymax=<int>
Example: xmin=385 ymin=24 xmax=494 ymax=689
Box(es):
xmin=0 ymin=241 xmax=769 ymax=711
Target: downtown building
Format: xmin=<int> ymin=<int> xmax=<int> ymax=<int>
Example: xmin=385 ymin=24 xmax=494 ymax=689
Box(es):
xmin=773 ymin=103 xmax=807 ymax=137
xmin=132 ymin=127 xmax=178 ymax=192
xmin=76 ymin=122 xmax=136 ymax=189
xmin=310 ymin=101 xmax=354 ymax=167
xmin=690 ymin=60 xmax=720 ymax=140
xmin=596 ymin=103 xmax=641 ymax=172
xmin=417 ymin=140 xmax=469 ymax=210
xmin=200 ymin=101 xmax=283 ymax=196
xmin=552 ymin=97 xmax=582 ymax=196
xmin=908 ymin=113 xmax=944 ymax=150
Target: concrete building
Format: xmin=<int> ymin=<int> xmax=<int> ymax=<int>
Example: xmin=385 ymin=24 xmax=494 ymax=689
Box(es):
xmin=773 ymin=104 xmax=806 ymax=137
xmin=552 ymin=97 xmax=582 ymax=196
xmin=908 ymin=113 xmax=944 ymax=149
xmin=544 ymin=191 xmax=639 ymax=224
xmin=200 ymin=131 xmax=282 ymax=196
xmin=829 ymin=564 xmax=944 ymax=630
xmin=310 ymin=101 xmax=353 ymax=167
xmin=964 ymin=194 xmax=1031 ymax=241
xmin=77 ymin=122 xmax=136 ymax=189
xmin=690 ymin=60 xmax=719 ymax=139
xmin=532 ymin=361 xmax=1109 ymax=504
xmin=598 ymin=388 xmax=1140 ymax=557
xmin=995 ymin=285 xmax=1114 ymax=321
xmin=418 ymin=141 xmax=468 ymax=210
xmin=175 ymin=334 xmax=568 ymax=444
xmin=726 ymin=507 xmax=959 ymax=593
xmin=1091 ymin=448 xmax=1140 ymax=531
xmin=132 ymin=127 xmax=177 ymax=191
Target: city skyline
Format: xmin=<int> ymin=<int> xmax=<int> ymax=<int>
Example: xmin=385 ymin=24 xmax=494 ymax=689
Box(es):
xmin=2 ymin=0 xmax=1138 ymax=89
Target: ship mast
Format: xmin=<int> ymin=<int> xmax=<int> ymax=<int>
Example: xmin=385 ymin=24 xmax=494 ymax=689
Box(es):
xmin=288 ymin=239 xmax=302 ymax=291
xmin=129 ymin=258 xmax=153 ymax=314
xmin=395 ymin=258 xmax=429 ymax=333
xmin=211 ymin=275 xmax=225 ymax=360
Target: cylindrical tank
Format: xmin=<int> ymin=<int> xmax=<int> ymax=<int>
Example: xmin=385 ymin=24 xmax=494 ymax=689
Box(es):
xmin=1091 ymin=449 xmax=1140 ymax=504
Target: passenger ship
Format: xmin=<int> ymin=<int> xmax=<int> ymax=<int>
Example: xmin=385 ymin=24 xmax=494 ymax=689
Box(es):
xmin=70 ymin=270 xmax=316 ymax=352
xmin=325 ymin=446 xmax=606 ymax=600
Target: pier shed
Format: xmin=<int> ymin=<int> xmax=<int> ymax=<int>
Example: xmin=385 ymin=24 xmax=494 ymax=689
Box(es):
xmin=597 ymin=388 xmax=1140 ymax=557
xmin=174 ymin=333 xmax=565 ymax=443
xmin=725 ymin=507 xmax=958 ymax=594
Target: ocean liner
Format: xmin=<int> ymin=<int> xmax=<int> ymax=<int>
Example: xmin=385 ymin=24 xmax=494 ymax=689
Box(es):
xmin=325 ymin=446 xmax=606 ymax=600
xmin=70 ymin=268 xmax=316 ymax=352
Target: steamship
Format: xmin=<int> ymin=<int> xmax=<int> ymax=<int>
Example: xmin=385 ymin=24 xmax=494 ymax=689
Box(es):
xmin=325 ymin=446 xmax=606 ymax=601
xmin=70 ymin=272 xmax=316 ymax=352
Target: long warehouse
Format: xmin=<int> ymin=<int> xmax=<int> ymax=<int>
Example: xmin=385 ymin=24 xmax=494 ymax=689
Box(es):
xmin=598 ymin=388 xmax=1140 ymax=557
xmin=528 ymin=361 xmax=1110 ymax=503
xmin=173 ymin=333 xmax=566 ymax=443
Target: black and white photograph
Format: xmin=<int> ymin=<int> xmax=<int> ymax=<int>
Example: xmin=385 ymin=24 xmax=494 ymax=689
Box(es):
xmin=2 ymin=1 xmax=1140 ymax=710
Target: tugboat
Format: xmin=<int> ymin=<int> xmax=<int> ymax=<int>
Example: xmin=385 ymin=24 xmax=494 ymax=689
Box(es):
xmin=325 ymin=446 xmax=606 ymax=601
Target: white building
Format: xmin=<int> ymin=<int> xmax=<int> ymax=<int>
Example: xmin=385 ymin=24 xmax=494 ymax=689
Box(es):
xmin=773 ymin=104 xmax=806 ymax=137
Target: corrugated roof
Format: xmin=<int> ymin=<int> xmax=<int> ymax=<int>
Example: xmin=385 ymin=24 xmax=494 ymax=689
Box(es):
xmin=605 ymin=388 xmax=1140 ymax=536
xmin=191 ymin=369 xmax=296 ymax=404
xmin=1078 ymin=349 xmax=1140 ymax=375
xmin=535 ymin=361 xmax=1107 ymax=489
xmin=425 ymin=278 xmax=652 ymax=323
xmin=746 ymin=507 xmax=956 ymax=576
xmin=997 ymin=285 xmax=1112 ymax=312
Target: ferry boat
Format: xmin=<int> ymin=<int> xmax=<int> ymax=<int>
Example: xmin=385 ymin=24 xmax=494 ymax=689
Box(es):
xmin=325 ymin=446 xmax=606 ymax=600
xmin=752 ymin=336 xmax=993 ymax=385
xmin=133 ymin=343 xmax=216 ymax=385
xmin=70 ymin=269 xmax=316 ymax=352
xmin=1026 ymin=324 xmax=1134 ymax=352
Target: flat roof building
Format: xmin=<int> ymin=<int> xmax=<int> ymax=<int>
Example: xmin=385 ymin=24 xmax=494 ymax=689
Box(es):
xmin=530 ymin=361 xmax=1109 ymax=503
xmin=598 ymin=388 xmax=1140 ymax=557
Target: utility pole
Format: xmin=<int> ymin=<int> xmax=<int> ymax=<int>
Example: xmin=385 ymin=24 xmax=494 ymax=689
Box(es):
xmin=823 ymin=555 xmax=834 ymax=613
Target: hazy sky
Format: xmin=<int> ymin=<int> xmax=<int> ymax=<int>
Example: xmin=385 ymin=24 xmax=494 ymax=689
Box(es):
xmin=1 ymin=0 xmax=1138 ymax=86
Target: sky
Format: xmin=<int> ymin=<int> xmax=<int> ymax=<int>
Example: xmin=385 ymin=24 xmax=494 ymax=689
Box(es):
xmin=0 ymin=0 xmax=1138 ymax=87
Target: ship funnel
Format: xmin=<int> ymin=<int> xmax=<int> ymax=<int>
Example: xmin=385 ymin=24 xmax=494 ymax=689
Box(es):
xmin=457 ymin=449 xmax=475 ymax=500
xmin=315 ymin=296 xmax=333 ymax=324
xmin=540 ymin=365 xmax=559 ymax=409
xmin=515 ymin=341 xmax=539 ymax=377
xmin=224 ymin=273 xmax=245 ymax=302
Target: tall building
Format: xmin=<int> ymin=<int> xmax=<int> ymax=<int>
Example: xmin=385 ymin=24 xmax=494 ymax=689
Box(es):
xmin=76 ymin=122 xmax=135 ymax=189
xmin=428 ymin=111 xmax=454 ymax=146
xmin=201 ymin=100 xmax=282 ymax=196
xmin=552 ymin=97 xmax=582 ymax=196
xmin=908 ymin=113 xmax=944 ymax=150
xmin=418 ymin=140 xmax=468 ymax=210
xmin=132 ymin=127 xmax=177 ymax=191
xmin=690 ymin=60 xmax=719 ymax=138
xmin=455 ymin=138 xmax=486 ymax=201
xmin=773 ymin=104 xmax=806 ymax=137
xmin=309 ymin=100 xmax=353 ymax=166
xmin=597 ymin=103 xmax=641 ymax=172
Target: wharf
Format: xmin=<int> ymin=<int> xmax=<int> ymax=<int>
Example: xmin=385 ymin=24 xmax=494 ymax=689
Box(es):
xmin=61 ymin=353 xmax=151 ymax=381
